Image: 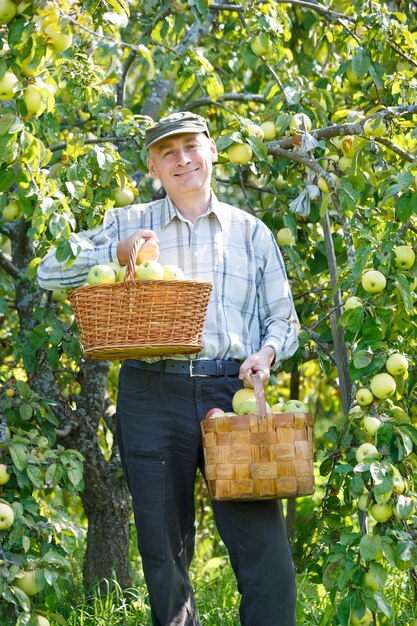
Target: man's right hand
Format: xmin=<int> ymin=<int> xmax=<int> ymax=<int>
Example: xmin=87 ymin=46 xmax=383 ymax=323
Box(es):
xmin=116 ymin=230 xmax=159 ymax=266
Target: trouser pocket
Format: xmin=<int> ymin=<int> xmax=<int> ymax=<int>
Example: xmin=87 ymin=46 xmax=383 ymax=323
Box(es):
xmin=127 ymin=455 xmax=166 ymax=561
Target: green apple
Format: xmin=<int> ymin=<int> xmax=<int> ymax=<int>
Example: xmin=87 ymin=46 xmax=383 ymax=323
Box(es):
xmin=338 ymin=156 xmax=352 ymax=172
xmin=361 ymin=270 xmax=386 ymax=293
xmin=51 ymin=288 xmax=67 ymax=303
xmin=0 ymin=501 xmax=14 ymax=530
xmin=363 ymin=415 xmax=383 ymax=436
xmin=391 ymin=405 xmax=410 ymax=424
xmin=344 ymin=296 xmax=362 ymax=310
xmin=357 ymin=493 xmax=370 ymax=511
xmin=205 ymin=408 xmax=225 ymax=419
xmin=317 ymin=176 xmax=330 ymax=194
xmin=0 ymin=463 xmax=10 ymax=485
xmin=390 ymin=464 xmax=406 ymax=495
xmin=260 ymin=120 xmax=276 ymax=141
xmin=370 ymin=502 xmax=393 ymax=523
xmin=246 ymin=123 xmax=264 ymax=140
xmin=114 ymin=187 xmax=134 ymax=207
xmin=281 ymin=399 xmax=307 ymax=413
xmin=276 ymin=227 xmax=294 ymax=246
xmin=2 ymin=200 xmax=22 ymax=221
xmin=15 ymin=569 xmax=39 ymax=596
xmin=107 ymin=261 xmax=122 ymax=275
xmin=0 ymin=71 xmax=18 ymax=100
xmin=370 ymin=373 xmax=396 ymax=399
xmin=393 ymin=245 xmax=415 ymax=270
xmin=250 ymin=33 xmax=271 ymax=57
xmin=135 ymin=260 xmax=165 ymax=281
xmin=35 ymin=615 xmax=50 ymax=626
xmin=0 ymin=0 xmax=16 ymax=24
xmin=386 ymin=353 xmax=408 ymax=376
xmin=270 ymin=402 xmax=284 ymax=412
xmin=44 ymin=23 xmax=73 ymax=52
xmin=163 ymin=264 xmax=185 ymax=280
xmin=23 ymin=84 xmax=43 ymax=114
xmin=87 ymin=264 xmax=116 ymax=285
xmin=290 ymin=112 xmax=312 ymax=132
xmin=232 ymin=388 xmax=255 ymax=413
xmin=355 ymin=442 xmax=379 ymax=464
xmin=355 ymin=388 xmax=373 ymax=407
xmin=228 ymin=143 xmax=253 ymax=165
xmin=363 ymin=570 xmax=384 ymax=591
xmin=236 ymin=396 xmax=258 ymax=415
xmin=363 ymin=116 xmax=386 ymax=138
xmin=350 ymin=606 xmax=372 ymax=626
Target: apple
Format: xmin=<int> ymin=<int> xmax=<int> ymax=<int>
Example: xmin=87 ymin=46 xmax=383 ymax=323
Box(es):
xmin=35 ymin=616 xmax=50 ymax=626
xmin=2 ymin=200 xmax=22 ymax=221
xmin=0 ymin=464 xmax=10 ymax=485
xmin=361 ymin=270 xmax=386 ymax=293
xmin=386 ymin=353 xmax=408 ymax=376
xmin=363 ymin=570 xmax=383 ymax=591
xmin=393 ymin=245 xmax=415 ymax=270
xmin=357 ymin=493 xmax=370 ymax=511
xmin=135 ymin=260 xmax=165 ymax=281
xmin=281 ymin=400 xmax=307 ymax=413
xmin=391 ymin=405 xmax=410 ymax=424
xmin=114 ymin=187 xmax=134 ymax=207
xmin=87 ymin=264 xmax=116 ymax=285
xmin=317 ymin=176 xmax=330 ymax=194
xmin=228 ymin=143 xmax=253 ymax=165
xmin=246 ymin=123 xmax=264 ymax=140
xmin=362 ymin=415 xmax=383 ymax=436
xmin=370 ymin=373 xmax=396 ymax=399
xmin=44 ymin=23 xmax=73 ymax=52
xmin=344 ymin=296 xmax=362 ymax=310
xmin=15 ymin=569 xmax=39 ymax=596
xmin=355 ymin=388 xmax=373 ymax=407
xmin=350 ymin=606 xmax=372 ymax=626
xmin=276 ymin=227 xmax=294 ymax=246
xmin=290 ymin=112 xmax=312 ymax=132
xmin=107 ymin=261 xmax=122 ymax=275
xmin=205 ymin=408 xmax=225 ymax=419
xmin=116 ymin=265 xmax=130 ymax=282
xmin=0 ymin=501 xmax=14 ymax=530
xmin=370 ymin=502 xmax=393 ymax=523
xmin=346 ymin=66 xmax=360 ymax=85
xmin=260 ymin=121 xmax=276 ymax=141
xmin=236 ymin=396 xmax=258 ymax=415
xmin=163 ymin=264 xmax=185 ymax=280
xmin=23 ymin=84 xmax=43 ymax=114
xmin=341 ymin=136 xmax=357 ymax=157
xmin=355 ymin=442 xmax=379 ymax=464
xmin=363 ymin=117 xmax=386 ymax=138
xmin=51 ymin=288 xmax=67 ymax=303
xmin=0 ymin=71 xmax=18 ymax=100
xmin=136 ymin=239 xmax=159 ymax=263
xmin=232 ymin=388 xmax=255 ymax=413
xmin=224 ymin=411 xmax=237 ymax=416
xmin=270 ymin=402 xmax=284 ymax=412
xmin=250 ymin=33 xmax=271 ymax=57
xmin=0 ymin=0 xmax=16 ymax=24
xmin=390 ymin=464 xmax=406 ymax=495
xmin=338 ymin=156 xmax=352 ymax=172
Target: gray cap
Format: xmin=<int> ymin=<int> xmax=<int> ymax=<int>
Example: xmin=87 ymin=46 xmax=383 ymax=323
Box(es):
xmin=145 ymin=111 xmax=210 ymax=149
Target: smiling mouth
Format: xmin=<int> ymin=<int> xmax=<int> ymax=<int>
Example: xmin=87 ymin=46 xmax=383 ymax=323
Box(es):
xmin=174 ymin=168 xmax=199 ymax=177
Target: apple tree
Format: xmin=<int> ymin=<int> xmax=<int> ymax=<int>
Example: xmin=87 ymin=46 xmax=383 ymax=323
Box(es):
xmin=0 ymin=0 xmax=417 ymax=623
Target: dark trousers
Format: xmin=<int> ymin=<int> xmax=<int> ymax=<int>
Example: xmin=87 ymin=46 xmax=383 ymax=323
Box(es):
xmin=116 ymin=363 xmax=297 ymax=626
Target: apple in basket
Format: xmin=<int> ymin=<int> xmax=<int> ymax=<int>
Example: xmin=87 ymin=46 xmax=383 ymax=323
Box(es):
xmin=205 ymin=408 xmax=226 ymax=419
xmin=281 ymin=400 xmax=307 ymax=413
xmin=87 ymin=264 xmax=116 ymax=285
xmin=135 ymin=260 xmax=165 ymax=280
xmin=163 ymin=264 xmax=185 ymax=280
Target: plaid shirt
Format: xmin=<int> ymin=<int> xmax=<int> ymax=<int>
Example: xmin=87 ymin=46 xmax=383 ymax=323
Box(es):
xmin=37 ymin=194 xmax=299 ymax=366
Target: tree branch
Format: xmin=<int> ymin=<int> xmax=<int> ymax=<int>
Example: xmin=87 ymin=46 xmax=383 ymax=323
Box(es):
xmin=0 ymin=249 xmax=22 ymax=280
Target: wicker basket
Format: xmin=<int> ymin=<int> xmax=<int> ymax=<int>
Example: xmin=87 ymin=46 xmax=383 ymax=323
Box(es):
xmin=68 ymin=238 xmax=212 ymax=360
xmin=201 ymin=375 xmax=314 ymax=501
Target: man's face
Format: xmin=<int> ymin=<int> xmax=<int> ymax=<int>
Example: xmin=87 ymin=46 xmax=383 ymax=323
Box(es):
xmin=147 ymin=132 xmax=217 ymax=199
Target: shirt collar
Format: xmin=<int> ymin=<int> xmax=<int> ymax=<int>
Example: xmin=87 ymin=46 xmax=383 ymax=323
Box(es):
xmin=160 ymin=192 xmax=227 ymax=231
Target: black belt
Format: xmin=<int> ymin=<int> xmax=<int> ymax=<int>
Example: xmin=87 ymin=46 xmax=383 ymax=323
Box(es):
xmin=125 ymin=358 xmax=241 ymax=377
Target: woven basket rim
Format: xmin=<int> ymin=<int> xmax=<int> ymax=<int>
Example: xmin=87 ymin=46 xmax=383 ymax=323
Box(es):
xmin=68 ymin=278 xmax=213 ymax=298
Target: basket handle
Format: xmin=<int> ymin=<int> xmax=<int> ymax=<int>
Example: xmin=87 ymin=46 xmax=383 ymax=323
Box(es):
xmin=124 ymin=237 xmax=145 ymax=287
xmin=252 ymin=373 xmax=268 ymax=419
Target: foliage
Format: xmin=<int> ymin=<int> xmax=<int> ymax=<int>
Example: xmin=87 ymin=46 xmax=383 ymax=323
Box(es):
xmin=0 ymin=0 xmax=417 ymax=624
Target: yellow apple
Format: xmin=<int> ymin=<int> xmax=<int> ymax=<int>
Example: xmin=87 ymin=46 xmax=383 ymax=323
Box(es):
xmin=35 ymin=616 xmax=50 ymax=626
xmin=350 ymin=606 xmax=372 ymax=626
xmin=87 ymin=264 xmax=116 ymax=285
xmin=250 ymin=33 xmax=271 ymax=57
xmin=0 ymin=71 xmax=18 ymax=100
xmin=370 ymin=373 xmax=396 ymax=399
xmin=0 ymin=463 xmax=10 ymax=485
xmin=355 ymin=388 xmax=373 ymax=407
xmin=232 ymin=388 xmax=255 ymax=413
xmin=0 ymin=0 xmax=16 ymax=24
xmin=355 ymin=442 xmax=379 ymax=463
xmin=114 ymin=187 xmax=134 ymax=207
xmin=15 ymin=569 xmax=39 ymax=596
xmin=2 ymin=200 xmax=22 ymax=221
xmin=246 ymin=123 xmax=264 ymax=140
xmin=361 ymin=270 xmax=386 ymax=293
xmin=290 ymin=112 xmax=312 ymax=132
xmin=276 ymin=227 xmax=294 ymax=246
xmin=228 ymin=143 xmax=253 ymax=165
xmin=362 ymin=415 xmax=382 ymax=436
xmin=0 ymin=501 xmax=14 ymax=529
xmin=260 ymin=120 xmax=277 ymax=140
xmin=163 ymin=264 xmax=185 ymax=280
xmin=135 ymin=260 xmax=165 ymax=280
xmin=370 ymin=502 xmax=393 ymax=523
xmin=270 ymin=402 xmax=284 ymax=412
xmin=393 ymin=245 xmax=415 ymax=270
xmin=344 ymin=296 xmax=362 ymax=310
xmin=23 ymin=84 xmax=43 ymax=114
xmin=386 ymin=353 xmax=408 ymax=376
xmin=44 ymin=23 xmax=73 ymax=52
xmin=363 ymin=117 xmax=386 ymax=138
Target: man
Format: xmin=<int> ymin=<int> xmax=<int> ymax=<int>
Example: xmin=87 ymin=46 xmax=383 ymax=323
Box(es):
xmin=38 ymin=111 xmax=300 ymax=626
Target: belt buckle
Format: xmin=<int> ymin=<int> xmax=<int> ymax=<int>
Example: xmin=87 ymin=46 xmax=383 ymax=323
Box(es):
xmin=189 ymin=360 xmax=210 ymax=377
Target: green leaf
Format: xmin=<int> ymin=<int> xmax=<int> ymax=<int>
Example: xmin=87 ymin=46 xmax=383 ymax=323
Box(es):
xmin=9 ymin=443 xmax=28 ymax=471
xmin=359 ymin=534 xmax=382 ymax=561
xmin=16 ymin=380 xmax=31 ymax=399
xmin=19 ymin=402 xmax=33 ymax=421
xmin=395 ymin=274 xmax=413 ymax=313
xmin=205 ymin=73 xmax=224 ymax=100
xmin=26 ymin=464 xmax=43 ymax=488
xmin=352 ymin=48 xmax=371 ymax=77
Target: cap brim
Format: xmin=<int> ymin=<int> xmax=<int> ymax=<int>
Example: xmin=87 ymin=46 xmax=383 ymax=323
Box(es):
xmin=146 ymin=127 xmax=210 ymax=149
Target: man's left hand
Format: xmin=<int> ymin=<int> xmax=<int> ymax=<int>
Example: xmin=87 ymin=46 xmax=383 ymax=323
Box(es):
xmin=239 ymin=346 xmax=275 ymax=388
